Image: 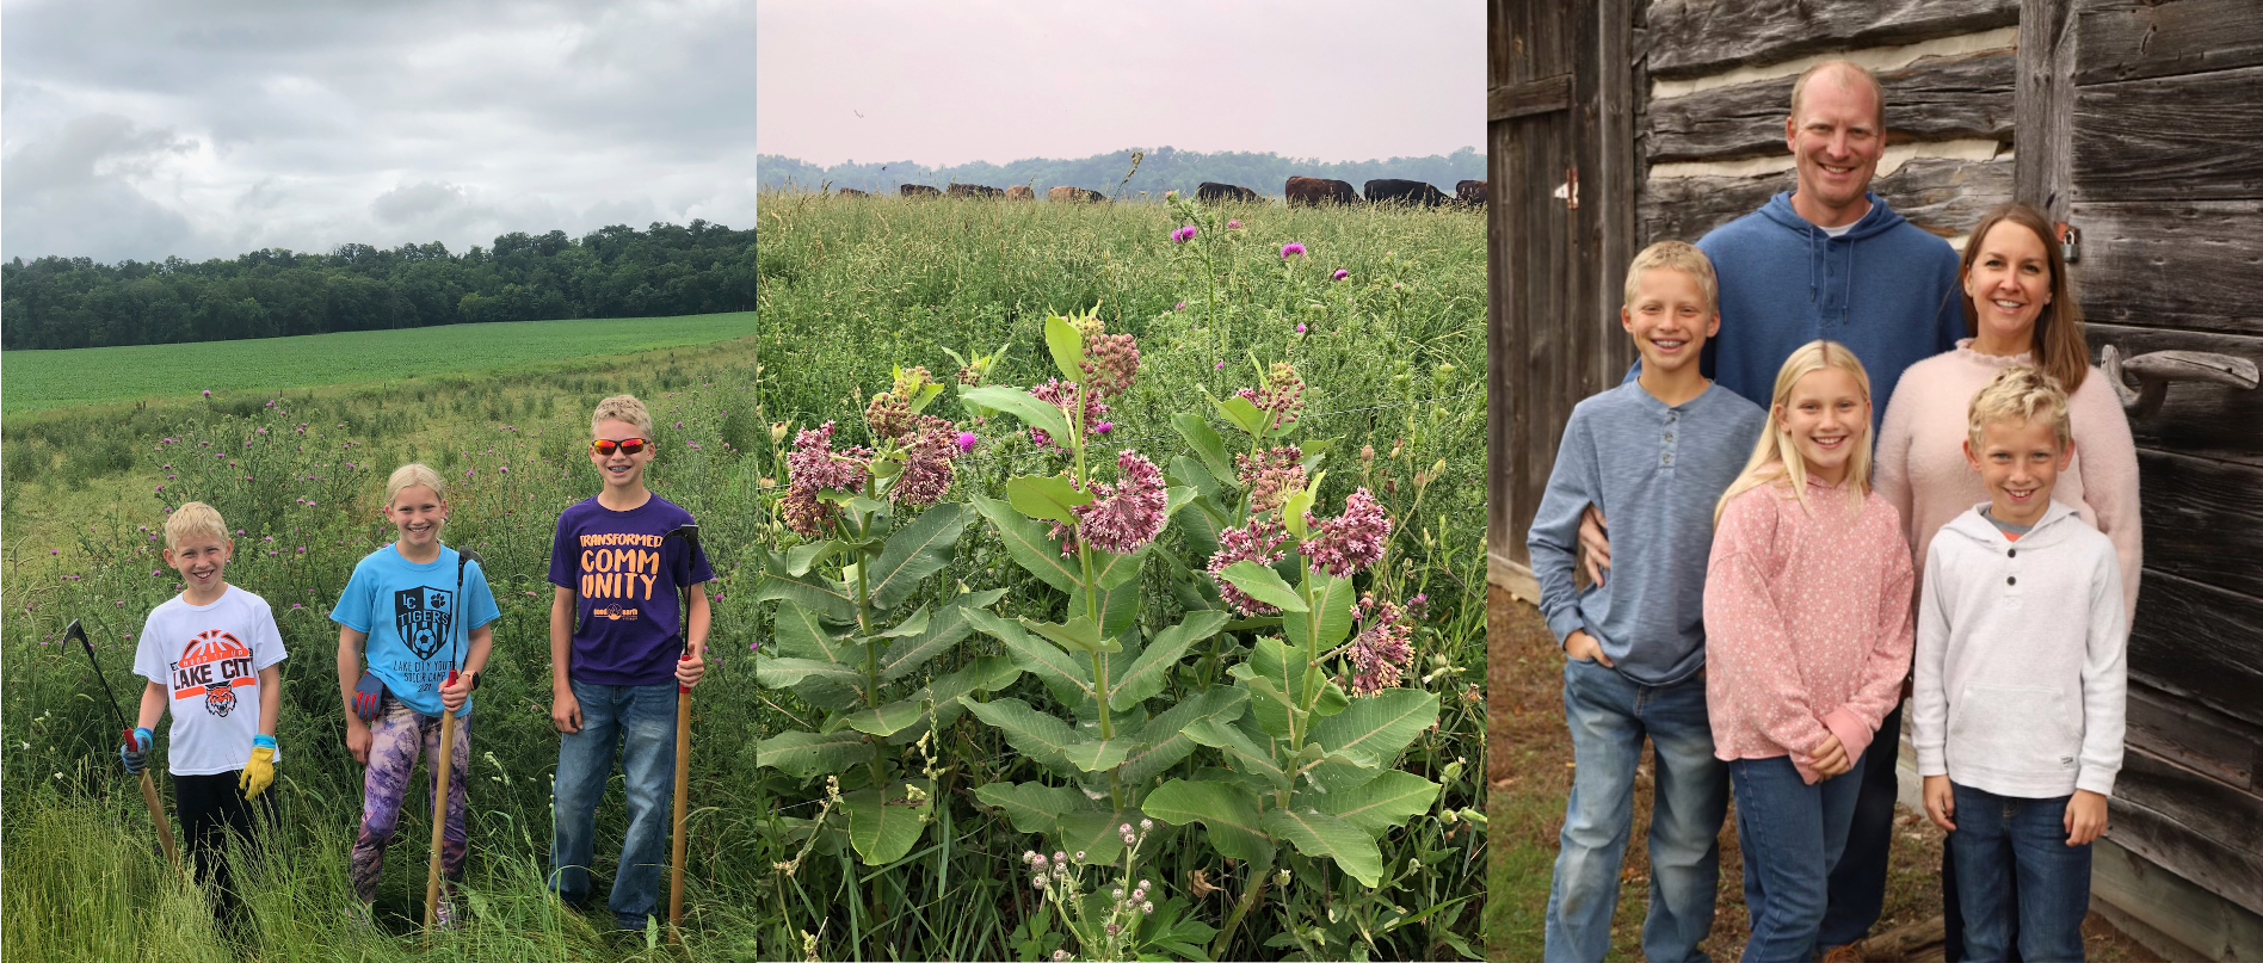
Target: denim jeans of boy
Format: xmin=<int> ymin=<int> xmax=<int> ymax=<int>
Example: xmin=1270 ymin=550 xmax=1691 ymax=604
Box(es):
xmin=1948 ymin=783 xmax=2089 ymax=962
xmin=550 ymin=679 xmax=679 ymax=931
xmin=1729 ymin=753 xmax=1867 ymax=963
xmin=1543 ymin=658 xmax=1727 ymax=962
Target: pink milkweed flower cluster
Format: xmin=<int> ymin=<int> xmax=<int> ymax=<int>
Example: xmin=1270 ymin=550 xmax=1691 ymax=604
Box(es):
xmin=1235 ymin=445 xmax=1306 ymax=513
xmin=1280 ymin=242 xmax=1306 ymax=258
xmin=1074 ymin=316 xmax=1140 ymax=399
xmin=1233 ymin=362 xmax=1306 ymax=433
xmin=1206 ymin=518 xmax=1290 ymax=616
xmin=1025 ymin=378 xmax=1109 ymax=451
xmin=889 ymin=420 xmax=962 ymax=507
xmin=782 ymin=422 xmax=873 ymax=537
xmin=1301 ymin=487 xmax=1391 ymax=577
xmin=1171 ymin=224 xmax=1197 ymax=243
xmin=1072 ymin=450 xmax=1168 ymax=555
xmin=1343 ymin=592 xmax=1415 ymax=696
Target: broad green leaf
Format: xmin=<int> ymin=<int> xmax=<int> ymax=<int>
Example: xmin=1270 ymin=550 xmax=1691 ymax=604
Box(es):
xmin=868 ymin=503 xmax=968 ymax=611
xmin=1183 ymin=715 xmax=1288 ymax=789
xmin=1090 ymin=544 xmax=1149 ymax=590
xmin=974 ymin=781 xmax=1083 ymax=835
xmin=1218 ymin=395 xmax=1267 ymax=436
xmin=1044 ymin=313 xmax=1088 ymax=383
xmin=1142 ymin=779 xmax=1274 ymax=865
xmin=756 ymin=561 xmax=858 ymax=622
xmin=1232 ymin=665 xmax=1298 ymax=740
xmin=1167 ymin=477 xmax=1223 ymax=560
xmin=755 ymin=730 xmax=874 ymax=780
xmin=843 ymin=698 xmax=928 ymax=738
xmin=1169 ymin=454 xmax=1225 ymax=511
xmin=960 ymin=696 xmax=1078 ymax=771
xmin=1059 ymin=807 xmax=1146 ymax=865
xmin=1262 ymin=808 xmax=1383 ymax=887
xmin=878 ymin=593 xmax=998 ymax=680
xmin=962 ymin=385 xmax=1074 ymax=449
xmin=771 ymin=596 xmax=853 ymax=663
xmin=1006 ymin=474 xmax=1093 ymax=525
xmin=1308 ymin=689 xmax=1440 ymax=792
xmin=1023 ymin=615 xmax=1116 ymax=655
xmin=1313 ymin=680 xmax=1350 ymax=718
xmin=908 ymin=381 xmax=944 ymax=414
xmin=1061 ymin=738 xmax=1135 ymax=773
xmin=1110 ymin=610 xmax=1228 ymax=711
xmin=877 ymin=604 xmax=931 ymax=638
xmin=1303 ymin=770 xmax=1441 ymax=835
xmin=1220 ymin=560 xmax=1307 ymax=613
xmin=847 ymin=495 xmax=888 ymax=517
xmin=844 ymin=782 xmax=932 ymax=866
xmin=785 ymin=540 xmax=839 ymax=577
xmin=1281 ymin=481 xmax=1317 ymax=540
xmin=1284 ymin=569 xmax=1356 ymax=654
xmin=1170 ymin=413 xmax=1234 ymax=486
xmin=1068 ymin=578 xmax=1140 ymax=642
xmin=756 ymin=657 xmax=866 ymax=692
xmin=926 ymin=655 xmax=1023 ymax=729
xmin=1121 ymin=686 xmax=1248 ymax=785
xmin=972 ymin=496 xmax=1078 ymax=592
xmin=967 ymin=609 xmax=1091 ymax=698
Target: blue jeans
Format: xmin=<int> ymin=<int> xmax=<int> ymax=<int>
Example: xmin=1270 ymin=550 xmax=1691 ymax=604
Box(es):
xmin=550 ymin=679 xmax=680 ymax=931
xmin=1544 ymin=659 xmax=1727 ymax=962
xmin=1729 ymin=754 xmax=1868 ymax=962
xmin=1820 ymin=699 xmax=1903 ymax=945
xmin=1948 ymin=783 xmax=2089 ymax=962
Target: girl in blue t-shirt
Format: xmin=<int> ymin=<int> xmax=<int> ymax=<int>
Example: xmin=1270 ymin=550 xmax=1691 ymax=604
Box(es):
xmin=331 ymin=462 xmax=500 ymax=925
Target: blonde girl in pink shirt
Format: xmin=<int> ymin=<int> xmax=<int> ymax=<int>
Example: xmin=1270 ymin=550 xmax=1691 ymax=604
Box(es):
xmin=1703 ymin=340 xmax=1916 ymax=961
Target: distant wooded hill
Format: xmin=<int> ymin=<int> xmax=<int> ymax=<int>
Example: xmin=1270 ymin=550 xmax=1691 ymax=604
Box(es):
xmin=1 ymin=221 xmax=757 ymax=351
xmin=755 ymin=146 xmax=1486 ymax=198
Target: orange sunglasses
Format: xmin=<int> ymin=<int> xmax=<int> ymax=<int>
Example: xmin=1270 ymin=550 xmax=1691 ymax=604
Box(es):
xmin=592 ymin=438 xmax=649 ymax=456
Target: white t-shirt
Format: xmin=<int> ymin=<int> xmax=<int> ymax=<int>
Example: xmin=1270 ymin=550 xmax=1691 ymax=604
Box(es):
xmin=132 ymin=585 xmax=288 ymax=776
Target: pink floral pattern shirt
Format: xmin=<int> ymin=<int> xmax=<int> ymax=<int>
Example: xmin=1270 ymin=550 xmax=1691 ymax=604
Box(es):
xmin=1704 ymin=476 xmax=1915 ymax=784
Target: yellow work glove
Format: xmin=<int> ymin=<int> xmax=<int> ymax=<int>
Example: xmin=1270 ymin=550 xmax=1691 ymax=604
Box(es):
xmin=240 ymin=735 xmax=277 ymax=799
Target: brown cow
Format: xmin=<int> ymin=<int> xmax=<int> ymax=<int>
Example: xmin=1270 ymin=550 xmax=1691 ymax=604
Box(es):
xmin=1048 ymin=186 xmax=1108 ymax=203
xmin=837 ymin=187 xmax=869 ymax=198
xmin=902 ymin=184 xmax=941 ymax=197
xmin=947 ymin=183 xmax=1004 ymax=199
xmin=1197 ymin=181 xmax=1259 ymax=204
xmin=1285 ymin=176 xmax=1359 ymax=207
xmin=1455 ymin=179 xmax=1488 ymax=206
xmin=1005 ymin=185 xmax=1035 ymax=200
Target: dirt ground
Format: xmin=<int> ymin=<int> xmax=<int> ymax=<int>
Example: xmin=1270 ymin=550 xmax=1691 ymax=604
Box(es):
xmin=1486 ymin=584 xmax=2160 ymax=961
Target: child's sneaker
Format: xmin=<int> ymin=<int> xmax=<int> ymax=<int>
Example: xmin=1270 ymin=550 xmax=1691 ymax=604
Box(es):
xmin=433 ymin=897 xmax=461 ymax=931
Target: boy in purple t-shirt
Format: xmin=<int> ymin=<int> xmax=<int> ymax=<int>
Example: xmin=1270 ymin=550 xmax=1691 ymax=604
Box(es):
xmin=546 ymin=394 xmax=714 ymax=932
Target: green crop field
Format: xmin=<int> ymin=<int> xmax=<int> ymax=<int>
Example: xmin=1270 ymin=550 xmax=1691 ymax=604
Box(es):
xmin=0 ymin=313 xmax=757 ymax=414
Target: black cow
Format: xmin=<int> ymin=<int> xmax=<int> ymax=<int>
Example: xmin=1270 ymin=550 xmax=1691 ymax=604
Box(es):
xmin=1285 ymin=176 xmax=1360 ymax=206
xmin=947 ymin=183 xmax=1004 ymax=199
xmin=902 ymin=184 xmax=941 ymax=197
xmin=1365 ymin=179 xmax=1450 ymax=207
xmin=1455 ymin=180 xmax=1488 ymax=207
xmin=1196 ymin=181 xmax=1259 ymax=203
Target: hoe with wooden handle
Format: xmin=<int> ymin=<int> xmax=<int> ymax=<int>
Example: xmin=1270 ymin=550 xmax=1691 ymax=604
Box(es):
xmin=71 ymin=618 xmax=180 ymax=868
xmin=425 ymin=547 xmax=480 ymax=930
xmin=666 ymin=523 xmax=701 ymax=939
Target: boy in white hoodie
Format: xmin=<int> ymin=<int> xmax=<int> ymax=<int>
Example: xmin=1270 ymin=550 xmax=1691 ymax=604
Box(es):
xmin=1913 ymin=365 xmax=2126 ymax=961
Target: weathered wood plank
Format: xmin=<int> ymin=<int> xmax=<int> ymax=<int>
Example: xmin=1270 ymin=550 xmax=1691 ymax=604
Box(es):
xmin=2100 ymin=773 xmax=2264 ymax=914
xmin=1648 ymin=51 xmax=2015 ymax=163
xmin=2127 ymin=570 xmax=2262 ymax=723
xmin=1647 ymin=0 xmax=2019 ymax=79
xmin=2126 ymin=682 xmax=2261 ymax=794
xmin=2093 ymin=835 xmax=2264 ymax=962
xmin=1489 ymin=75 xmax=1573 ymax=122
xmin=1640 ymin=155 xmax=2010 ymax=245
xmin=2016 ymin=0 xmax=2078 ymax=215
xmin=2071 ymin=66 xmax=2263 ymax=203
xmin=2074 ymin=0 xmax=2263 ymax=86
xmin=2086 ymin=324 xmax=2263 ymax=465
xmin=2134 ymin=449 xmax=2263 ymax=597
xmin=2067 ymin=200 xmax=2262 ymax=336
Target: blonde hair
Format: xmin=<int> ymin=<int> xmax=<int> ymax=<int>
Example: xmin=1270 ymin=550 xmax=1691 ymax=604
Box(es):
xmin=164 ymin=501 xmax=229 ymax=549
xmin=1623 ymin=240 xmax=1719 ymax=314
xmin=384 ymin=462 xmax=448 ymax=508
xmin=1968 ymin=365 xmax=2073 ymax=451
xmin=591 ymin=394 xmax=654 ymax=436
xmin=1790 ymin=60 xmax=1885 ymax=130
xmin=1714 ymin=340 xmax=1876 ymax=524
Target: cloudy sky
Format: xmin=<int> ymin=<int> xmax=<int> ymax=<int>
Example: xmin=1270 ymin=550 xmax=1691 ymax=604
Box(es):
xmin=757 ymin=0 xmax=1483 ymax=168
xmin=2 ymin=0 xmax=1481 ymax=265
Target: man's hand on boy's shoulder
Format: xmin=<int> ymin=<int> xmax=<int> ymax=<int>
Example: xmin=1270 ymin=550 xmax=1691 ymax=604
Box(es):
xmin=2065 ymin=789 xmax=2108 ymax=846
xmin=1578 ymin=505 xmax=1611 ymax=585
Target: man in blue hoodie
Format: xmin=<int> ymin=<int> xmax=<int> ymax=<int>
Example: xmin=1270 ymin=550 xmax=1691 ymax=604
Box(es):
xmin=1587 ymin=61 xmax=1965 ymax=953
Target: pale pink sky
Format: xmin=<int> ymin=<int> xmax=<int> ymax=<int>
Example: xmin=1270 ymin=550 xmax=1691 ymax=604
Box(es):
xmin=755 ymin=0 xmax=1484 ymax=168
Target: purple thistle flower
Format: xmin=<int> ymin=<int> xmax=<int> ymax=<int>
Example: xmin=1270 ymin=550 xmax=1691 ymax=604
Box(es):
xmin=1172 ymin=224 xmax=1197 ymax=243
xmin=1296 ymin=323 xmax=1308 ymax=334
xmin=1207 ymin=518 xmax=1290 ymax=616
xmin=956 ymin=431 xmax=978 ymax=453
xmin=1280 ymin=242 xmax=1306 ymax=258
xmin=1227 ymin=219 xmax=1242 ymax=229
xmin=1073 ymin=451 xmax=1168 ymax=554
xmin=201 ymin=389 xmax=211 ymax=397
xmin=1095 ymin=421 xmax=1113 ymax=435
xmin=1333 ymin=269 xmax=1348 ymax=281
xmin=1302 ymin=487 xmax=1392 ymax=577
xmin=1175 ymin=300 xmax=1187 ymax=311
xmin=1214 ymin=360 xmax=1226 ymax=370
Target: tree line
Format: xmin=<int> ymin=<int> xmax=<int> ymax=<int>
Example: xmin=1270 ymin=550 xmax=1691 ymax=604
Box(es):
xmin=755 ymin=145 xmax=1486 ymax=198
xmin=0 ymin=220 xmax=758 ymax=351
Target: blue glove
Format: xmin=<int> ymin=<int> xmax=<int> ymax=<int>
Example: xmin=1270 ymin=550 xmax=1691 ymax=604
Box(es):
xmin=120 ymin=726 xmax=153 ymax=775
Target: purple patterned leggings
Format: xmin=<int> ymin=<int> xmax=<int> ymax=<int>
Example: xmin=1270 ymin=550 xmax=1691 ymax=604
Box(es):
xmin=350 ymin=697 xmax=471 ymax=903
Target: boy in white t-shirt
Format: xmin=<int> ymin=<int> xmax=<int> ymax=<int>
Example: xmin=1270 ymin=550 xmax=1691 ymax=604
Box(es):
xmin=123 ymin=501 xmax=288 ymax=932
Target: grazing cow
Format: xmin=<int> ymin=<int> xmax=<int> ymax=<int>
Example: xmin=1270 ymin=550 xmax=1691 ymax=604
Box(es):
xmin=1048 ymin=186 xmax=1108 ymax=203
xmin=902 ymin=184 xmax=941 ymax=197
xmin=837 ymin=187 xmax=869 ymax=198
xmin=1455 ymin=179 xmax=1488 ymax=207
xmin=1005 ymin=185 xmax=1035 ymax=200
xmin=1196 ymin=181 xmax=1259 ymax=203
xmin=947 ymin=183 xmax=1004 ymax=199
xmin=1364 ymin=179 xmax=1450 ymax=207
xmin=1285 ymin=176 xmax=1360 ymax=207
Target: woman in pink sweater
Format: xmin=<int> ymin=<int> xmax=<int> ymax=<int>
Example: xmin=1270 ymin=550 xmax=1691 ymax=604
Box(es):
xmin=1875 ymin=202 xmax=2141 ymax=621
xmin=1705 ymin=341 xmax=1916 ymax=961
